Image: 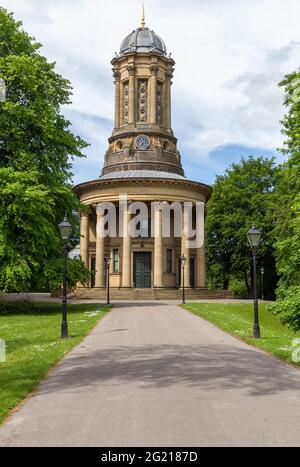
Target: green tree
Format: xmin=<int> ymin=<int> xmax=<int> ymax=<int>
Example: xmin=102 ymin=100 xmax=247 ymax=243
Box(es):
xmin=274 ymin=71 xmax=300 ymax=288
xmin=269 ymin=71 xmax=300 ymax=329
xmin=0 ymin=8 xmax=89 ymax=291
xmin=206 ymin=156 xmax=278 ymax=298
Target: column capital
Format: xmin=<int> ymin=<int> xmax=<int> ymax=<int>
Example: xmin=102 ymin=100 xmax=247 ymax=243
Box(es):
xmin=166 ymin=70 xmax=174 ymax=85
xmin=150 ymin=64 xmax=159 ymax=76
xmin=127 ymin=65 xmax=136 ymax=76
xmin=113 ymin=68 xmax=121 ymax=82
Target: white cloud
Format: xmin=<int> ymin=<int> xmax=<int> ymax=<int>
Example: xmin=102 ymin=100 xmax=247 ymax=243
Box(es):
xmin=1 ymin=0 xmax=300 ymax=178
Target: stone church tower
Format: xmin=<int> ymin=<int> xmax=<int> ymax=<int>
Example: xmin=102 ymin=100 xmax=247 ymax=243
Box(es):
xmin=105 ymin=16 xmax=182 ymax=178
xmin=74 ymin=12 xmax=213 ymax=299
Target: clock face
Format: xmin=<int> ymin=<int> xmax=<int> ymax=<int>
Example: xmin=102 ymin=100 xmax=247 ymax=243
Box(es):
xmin=136 ymin=135 xmax=150 ymax=150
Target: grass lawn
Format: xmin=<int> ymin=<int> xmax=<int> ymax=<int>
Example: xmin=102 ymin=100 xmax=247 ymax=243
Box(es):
xmin=0 ymin=302 xmax=111 ymax=425
xmin=183 ymin=303 xmax=300 ymax=368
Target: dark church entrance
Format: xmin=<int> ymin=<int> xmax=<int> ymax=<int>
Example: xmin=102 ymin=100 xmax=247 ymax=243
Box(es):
xmin=134 ymin=252 xmax=152 ymax=288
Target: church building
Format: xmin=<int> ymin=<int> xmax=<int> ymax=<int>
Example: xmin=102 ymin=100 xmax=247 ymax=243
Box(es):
xmin=74 ymin=12 xmax=213 ymax=299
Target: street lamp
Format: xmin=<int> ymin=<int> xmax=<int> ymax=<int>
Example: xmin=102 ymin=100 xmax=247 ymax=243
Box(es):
xmin=58 ymin=215 xmax=72 ymax=338
xmin=246 ymin=224 xmax=262 ymax=339
xmin=180 ymin=255 xmax=186 ymax=305
xmin=104 ymin=256 xmax=111 ymax=305
xmin=261 ymin=266 xmax=265 ymax=301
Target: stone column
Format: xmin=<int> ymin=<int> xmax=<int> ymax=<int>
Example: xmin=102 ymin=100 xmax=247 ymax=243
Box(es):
xmin=150 ymin=64 xmax=158 ymax=124
xmin=196 ymin=206 xmax=206 ymax=288
xmin=181 ymin=210 xmax=190 ymax=288
xmin=165 ymin=70 xmax=173 ymax=130
xmin=154 ymin=206 xmax=163 ymax=288
xmin=196 ymin=245 xmax=206 ymax=288
xmin=128 ymin=65 xmax=136 ymax=125
xmin=80 ymin=213 xmax=89 ymax=269
xmin=114 ymin=69 xmax=121 ymax=129
xmin=122 ymin=208 xmax=131 ymax=288
xmin=95 ymin=206 xmax=105 ymax=288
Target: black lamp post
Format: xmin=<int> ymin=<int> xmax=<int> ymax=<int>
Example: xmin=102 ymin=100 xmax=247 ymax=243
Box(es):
xmin=261 ymin=266 xmax=265 ymax=301
xmin=180 ymin=255 xmax=186 ymax=305
xmin=58 ymin=215 xmax=72 ymax=338
xmin=246 ymin=224 xmax=262 ymax=339
xmin=104 ymin=256 xmax=111 ymax=305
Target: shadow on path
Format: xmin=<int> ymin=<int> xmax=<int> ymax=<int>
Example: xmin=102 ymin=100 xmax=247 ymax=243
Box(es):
xmin=35 ymin=344 xmax=300 ymax=397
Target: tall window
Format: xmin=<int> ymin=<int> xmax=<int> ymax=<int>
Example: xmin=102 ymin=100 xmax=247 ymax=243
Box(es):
xmin=113 ymin=249 xmax=119 ymax=273
xmin=122 ymin=82 xmax=129 ymax=125
xmin=157 ymin=82 xmax=163 ymax=124
xmin=167 ymin=249 xmax=173 ymax=273
xmin=137 ymin=79 xmax=148 ymax=122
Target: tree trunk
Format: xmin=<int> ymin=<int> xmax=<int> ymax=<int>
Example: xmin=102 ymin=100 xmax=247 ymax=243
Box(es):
xmin=223 ymin=275 xmax=229 ymax=290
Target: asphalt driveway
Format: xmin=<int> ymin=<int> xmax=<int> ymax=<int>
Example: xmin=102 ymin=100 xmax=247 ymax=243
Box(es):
xmin=0 ymin=302 xmax=299 ymax=447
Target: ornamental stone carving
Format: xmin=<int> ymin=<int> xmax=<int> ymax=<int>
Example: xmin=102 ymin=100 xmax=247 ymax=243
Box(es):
xmin=137 ymin=80 xmax=148 ymax=122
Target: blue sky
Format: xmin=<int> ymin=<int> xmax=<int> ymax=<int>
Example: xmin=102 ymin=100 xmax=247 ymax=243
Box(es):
xmin=1 ymin=0 xmax=299 ymax=185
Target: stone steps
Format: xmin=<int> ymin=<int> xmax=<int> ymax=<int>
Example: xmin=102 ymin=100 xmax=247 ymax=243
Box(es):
xmin=72 ymin=288 xmax=233 ymax=300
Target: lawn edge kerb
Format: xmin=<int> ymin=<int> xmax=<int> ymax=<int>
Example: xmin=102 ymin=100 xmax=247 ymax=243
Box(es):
xmin=0 ymin=304 xmax=112 ymax=426
xmin=182 ymin=304 xmax=300 ymax=371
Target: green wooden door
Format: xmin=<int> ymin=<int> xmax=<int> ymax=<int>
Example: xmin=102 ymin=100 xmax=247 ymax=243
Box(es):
xmin=134 ymin=252 xmax=152 ymax=288
xmin=190 ymin=257 xmax=195 ymax=288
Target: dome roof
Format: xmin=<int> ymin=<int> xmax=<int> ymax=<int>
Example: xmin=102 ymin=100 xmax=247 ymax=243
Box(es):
xmin=100 ymin=170 xmax=186 ymax=181
xmin=120 ymin=27 xmax=167 ymax=56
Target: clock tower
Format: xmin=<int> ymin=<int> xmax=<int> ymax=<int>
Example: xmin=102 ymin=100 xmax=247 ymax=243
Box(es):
xmin=102 ymin=15 xmax=184 ymax=177
xmin=74 ymin=9 xmax=214 ymax=299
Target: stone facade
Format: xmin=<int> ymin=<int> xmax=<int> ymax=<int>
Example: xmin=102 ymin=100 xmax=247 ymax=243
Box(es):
xmin=74 ymin=20 xmax=212 ymax=295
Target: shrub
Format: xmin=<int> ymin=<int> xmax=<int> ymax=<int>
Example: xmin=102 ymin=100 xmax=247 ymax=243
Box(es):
xmin=229 ymin=278 xmax=248 ymax=299
xmin=268 ymin=286 xmax=300 ymax=331
xmin=0 ymin=298 xmax=34 ymax=315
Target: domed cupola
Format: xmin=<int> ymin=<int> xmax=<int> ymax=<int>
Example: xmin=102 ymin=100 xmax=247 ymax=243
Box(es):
xmin=104 ymin=6 xmax=184 ymax=178
xmin=120 ymin=27 xmax=167 ymax=57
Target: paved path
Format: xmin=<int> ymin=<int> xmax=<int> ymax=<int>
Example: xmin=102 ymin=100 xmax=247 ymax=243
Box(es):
xmin=0 ymin=302 xmax=300 ymax=447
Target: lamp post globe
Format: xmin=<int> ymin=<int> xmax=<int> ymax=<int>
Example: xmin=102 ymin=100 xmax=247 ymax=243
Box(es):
xmin=58 ymin=216 xmax=72 ymax=242
xmin=58 ymin=215 xmax=72 ymax=339
xmin=246 ymin=224 xmax=262 ymax=339
xmin=246 ymin=224 xmax=262 ymax=250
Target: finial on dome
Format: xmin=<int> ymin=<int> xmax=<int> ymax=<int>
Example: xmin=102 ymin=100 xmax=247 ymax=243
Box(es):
xmin=141 ymin=1 xmax=145 ymax=29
